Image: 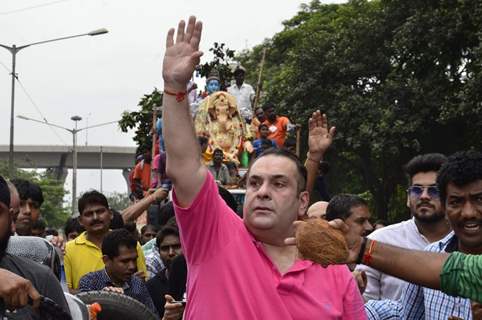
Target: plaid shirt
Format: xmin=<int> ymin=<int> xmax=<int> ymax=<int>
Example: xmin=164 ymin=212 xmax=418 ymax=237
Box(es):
xmin=365 ymin=232 xmax=473 ymax=320
xmin=143 ymin=239 xmax=165 ymax=280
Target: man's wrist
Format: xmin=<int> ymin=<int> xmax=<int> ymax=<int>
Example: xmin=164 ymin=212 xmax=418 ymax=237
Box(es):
xmin=164 ymin=82 xmax=188 ymax=93
xmin=306 ymin=151 xmax=323 ymax=162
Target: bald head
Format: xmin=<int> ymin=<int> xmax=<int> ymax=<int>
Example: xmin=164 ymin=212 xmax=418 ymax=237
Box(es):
xmin=306 ymin=201 xmax=329 ymax=219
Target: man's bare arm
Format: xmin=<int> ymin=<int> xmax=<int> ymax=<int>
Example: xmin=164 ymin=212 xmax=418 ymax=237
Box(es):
xmin=362 ymin=240 xmax=448 ymax=290
xmin=162 ymin=16 xmax=206 ymax=207
xmin=121 ymin=188 xmax=168 ymax=223
xmin=286 ymin=219 xmax=447 ymax=290
xmin=304 ymin=111 xmax=335 ymax=196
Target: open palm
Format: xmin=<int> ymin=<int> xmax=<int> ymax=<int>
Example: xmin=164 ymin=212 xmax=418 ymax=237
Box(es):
xmin=308 ymin=110 xmax=336 ymax=157
xmin=162 ymin=16 xmax=203 ymax=90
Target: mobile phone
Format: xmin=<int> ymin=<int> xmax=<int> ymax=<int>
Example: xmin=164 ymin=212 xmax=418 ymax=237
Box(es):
xmin=172 ymin=300 xmax=186 ymax=306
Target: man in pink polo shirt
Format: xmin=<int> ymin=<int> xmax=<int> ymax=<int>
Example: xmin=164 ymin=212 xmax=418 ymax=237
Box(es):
xmin=161 ymin=16 xmax=366 ymax=319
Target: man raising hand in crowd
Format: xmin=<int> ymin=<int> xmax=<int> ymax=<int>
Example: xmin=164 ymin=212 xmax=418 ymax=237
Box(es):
xmin=161 ymin=16 xmax=365 ymax=319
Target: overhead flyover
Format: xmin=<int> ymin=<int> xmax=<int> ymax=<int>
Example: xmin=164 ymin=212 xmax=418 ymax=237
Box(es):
xmin=0 ymin=145 xmax=136 ymax=169
xmin=0 ymin=145 xmax=136 ymax=187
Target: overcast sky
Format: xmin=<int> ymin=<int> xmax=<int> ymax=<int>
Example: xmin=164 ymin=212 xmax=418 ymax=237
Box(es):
xmin=0 ymin=0 xmax=344 ymax=199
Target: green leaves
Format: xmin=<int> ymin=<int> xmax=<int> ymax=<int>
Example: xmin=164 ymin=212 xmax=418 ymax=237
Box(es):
xmin=236 ymin=0 xmax=482 ymax=220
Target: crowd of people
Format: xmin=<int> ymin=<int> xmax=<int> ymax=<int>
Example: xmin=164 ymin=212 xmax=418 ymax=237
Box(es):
xmin=0 ymin=15 xmax=481 ymax=320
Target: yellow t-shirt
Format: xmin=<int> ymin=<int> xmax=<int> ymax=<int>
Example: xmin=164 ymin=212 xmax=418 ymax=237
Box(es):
xmin=64 ymin=231 xmax=147 ymax=290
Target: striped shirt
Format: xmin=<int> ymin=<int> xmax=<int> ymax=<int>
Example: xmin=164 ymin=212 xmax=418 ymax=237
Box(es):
xmin=365 ymin=232 xmax=473 ymax=320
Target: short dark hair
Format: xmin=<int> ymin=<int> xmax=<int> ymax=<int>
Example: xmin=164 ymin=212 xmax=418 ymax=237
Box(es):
xmin=404 ymin=153 xmax=447 ymax=185
xmin=436 ymin=150 xmax=482 ymax=205
xmin=11 ymin=179 xmax=44 ymax=205
xmin=78 ymin=190 xmax=109 ymax=214
xmin=64 ymin=217 xmax=85 ymax=236
xmin=325 ymin=194 xmax=368 ymax=221
xmin=248 ymin=148 xmax=307 ymax=192
xmin=213 ymin=148 xmax=224 ymax=156
xmin=374 ymin=219 xmax=388 ymax=227
xmin=155 ymin=226 xmax=180 ymax=248
xmin=110 ymin=209 xmax=124 ymax=229
xmin=141 ymin=224 xmax=159 ymax=235
xmin=102 ymin=229 xmax=137 ymax=259
xmin=258 ymin=123 xmax=268 ymax=131
xmin=197 ymin=136 xmax=208 ymax=146
xmin=283 ymin=137 xmax=296 ymax=149
xmin=262 ymin=102 xmax=275 ymax=111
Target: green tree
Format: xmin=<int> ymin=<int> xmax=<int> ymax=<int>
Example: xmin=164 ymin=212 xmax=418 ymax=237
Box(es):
xmin=237 ymin=0 xmax=482 ymax=221
xmin=119 ymin=88 xmax=162 ymax=154
xmin=105 ymin=192 xmax=131 ymax=211
xmin=0 ymin=162 xmax=70 ymax=228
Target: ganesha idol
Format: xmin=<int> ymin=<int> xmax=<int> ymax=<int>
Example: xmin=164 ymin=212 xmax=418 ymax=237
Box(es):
xmin=194 ymin=91 xmax=253 ymax=164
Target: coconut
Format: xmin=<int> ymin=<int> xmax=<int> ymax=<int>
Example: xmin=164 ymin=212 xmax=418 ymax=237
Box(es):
xmin=295 ymin=218 xmax=349 ymax=267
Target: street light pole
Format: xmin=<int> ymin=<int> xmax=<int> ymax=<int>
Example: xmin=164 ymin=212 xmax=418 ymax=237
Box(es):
xmin=17 ymin=115 xmax=118 ymax=215
xmin=0 ymin=28 xmax=108 ymax=178
xmin=8 ymin=45 xmax=17 ymax=178
xmin=71 ymin=116 xmax=82 ymax=214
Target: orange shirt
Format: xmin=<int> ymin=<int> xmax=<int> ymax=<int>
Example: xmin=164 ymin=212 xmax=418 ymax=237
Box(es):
xmin=263 ymin=116 xmax=290 ymax=147
xmin=133 ymin=161 xmax=151 ymax=191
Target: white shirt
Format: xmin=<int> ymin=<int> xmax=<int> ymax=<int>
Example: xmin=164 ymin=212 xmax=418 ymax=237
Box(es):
xmin=227 ymin=83 xmax=255 ymax=120
xmin=355 ymin=218 xmax=430 ymax=301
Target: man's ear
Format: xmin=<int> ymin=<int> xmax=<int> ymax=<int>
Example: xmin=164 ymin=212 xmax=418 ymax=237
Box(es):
xmin=298 ymin=191 xmax=310 ymax=218
xmin=102 ymin=255 xmax=110 ymax=266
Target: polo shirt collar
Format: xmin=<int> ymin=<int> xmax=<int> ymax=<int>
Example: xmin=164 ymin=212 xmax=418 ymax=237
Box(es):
xmin=245 ymin=225 xmax=314 ymax=274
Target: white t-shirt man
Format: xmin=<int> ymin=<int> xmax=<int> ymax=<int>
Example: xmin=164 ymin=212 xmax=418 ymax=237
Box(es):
xmin=355 ymin=218 xmax=430 ymax=301
xmin=227 ymin=83 xmax=255 ymax=120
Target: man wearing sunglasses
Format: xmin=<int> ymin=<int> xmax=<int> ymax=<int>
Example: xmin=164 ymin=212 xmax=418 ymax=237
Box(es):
xmin=356 ymin=153 xmax=451 ymax=301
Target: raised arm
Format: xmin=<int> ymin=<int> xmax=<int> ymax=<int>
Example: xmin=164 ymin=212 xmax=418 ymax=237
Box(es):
xmin=162 ymin=16 xmax=207 ymax=207
xmin=304 ymin=111 xmax=335 ymax=196
xmin=121 ymin=188 xmax=168 ymax=223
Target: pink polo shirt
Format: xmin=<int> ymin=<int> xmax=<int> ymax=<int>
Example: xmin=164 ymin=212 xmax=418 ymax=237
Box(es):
xmin=173 ymin=172 xmax=366 ymax=319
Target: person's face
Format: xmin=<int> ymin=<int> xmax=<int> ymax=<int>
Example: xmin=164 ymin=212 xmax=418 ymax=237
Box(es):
xmin=407 ymin=171 xmax=444 ymax=223
xmin=228 ymin=167 xmax=237 ymax=177
xmin=255 ymin=108 xmax=265 ymax=122
xmin=213 ymin=151 xmax=224 ymax=164
xmin=104 ymin=246 xmax=138 ymax=283
xmin=17 ymin=198 xmax=40 ymax=226
xmin=445 ymin=180 xmax=482 ymax=254
xmin=345 ymin=205 xmax=373 ymax=237
xmin=206 ymin=79 xmax=220 ymax=94
xmin=79 ymin=204 xmax=112 ymax=235
xmin=243 ymin=155 xmax=309 ymax=244
xmin=141 ymin=227 xmax=157 ymax=245
xmin=259 ymin=126 xmax=269 ymax=139
xmin=234 ymin=71 xmax=245 ymax=84
xmin=158 ymin=234 xmax=182 ymax=267
xmin=0 ymin=201 xmax=12 ymax=256
xmin=264 ymin=107 xmax=276 ymax=122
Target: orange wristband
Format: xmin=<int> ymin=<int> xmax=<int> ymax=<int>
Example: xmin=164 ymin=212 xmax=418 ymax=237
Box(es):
xmin=362 ymin=239 xmax=377 ymax=265
xmin=164 ymin=89 xmax=187 ymax=102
